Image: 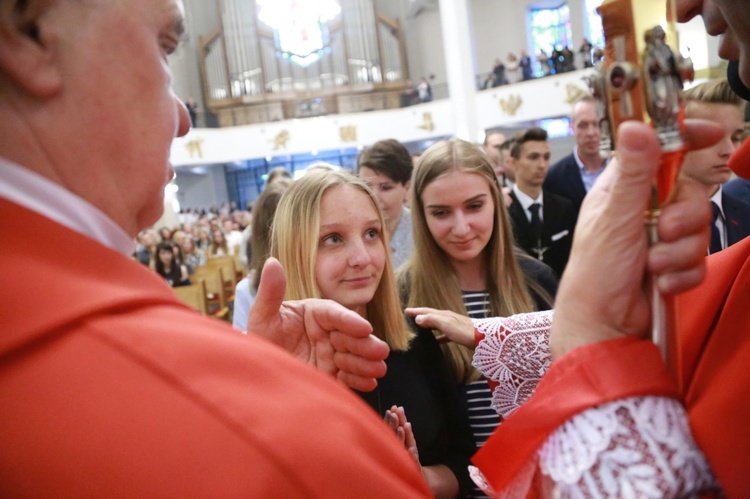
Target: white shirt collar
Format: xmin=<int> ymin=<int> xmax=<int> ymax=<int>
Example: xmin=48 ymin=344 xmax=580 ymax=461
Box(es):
xmin=512 ymin=184 xmax=543 ymax=210
xmin=710 ymin=187 xmax=724 ymax=216
xmin=573 ymin=146 xmax=607 ymax=173
xmin=0 ymin=156 xmax=135 ymax=256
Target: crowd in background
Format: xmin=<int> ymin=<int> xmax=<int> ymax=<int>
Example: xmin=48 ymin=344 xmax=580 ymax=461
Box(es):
xmin=134 ymin=202 xmax=252 ymax=284
xmin=484 ymin=38 xmax=600 ymax=88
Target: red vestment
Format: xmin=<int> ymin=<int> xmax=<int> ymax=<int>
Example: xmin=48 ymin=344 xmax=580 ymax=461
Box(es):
xmin=0 ymin=199 xmax=430 ymax=497
xmin=474 ymin=140 xmax=750 ymax=497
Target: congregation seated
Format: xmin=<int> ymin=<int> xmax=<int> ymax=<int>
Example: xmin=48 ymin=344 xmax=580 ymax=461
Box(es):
xmin=154 ymin=242 xmax=190 ymax=287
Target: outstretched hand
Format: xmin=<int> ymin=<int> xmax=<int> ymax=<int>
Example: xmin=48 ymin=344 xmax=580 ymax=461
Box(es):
xmin=405 ymin=307 xmax=476 ymax=347
xmin=550 ymin=119 xmax=722 ymax=360
xmin=247 ymin=258 xmax=389 ymax=391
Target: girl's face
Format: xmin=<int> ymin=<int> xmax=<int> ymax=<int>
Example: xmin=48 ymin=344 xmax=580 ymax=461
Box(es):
xmin=421 ymin=171 xmax=495 ymax=270
xmin=358 ymin=166 xmax=409 ymax=229
xmin=213 ymin=231 xmax=225 ymax=243
xmin=158 ymin=248 xmax=173 ymax=266
xmin=181 ymin=238 xmax=194 ymax=254
xmin=314 ymin=185 xmax=386 ymax=318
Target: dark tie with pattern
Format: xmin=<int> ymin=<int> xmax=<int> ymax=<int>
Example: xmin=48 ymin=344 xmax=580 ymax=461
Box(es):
xmin=529 ymin=203 xmax=543 ymax=245
xmin=709 ymin=201 xmax=722 ymax=254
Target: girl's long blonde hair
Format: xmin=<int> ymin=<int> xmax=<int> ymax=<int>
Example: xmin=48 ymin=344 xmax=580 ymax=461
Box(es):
xmin=272 ymin=169 xmax=413 ymax=351
xmin=400 ymin=138 xmax=541 ymax=382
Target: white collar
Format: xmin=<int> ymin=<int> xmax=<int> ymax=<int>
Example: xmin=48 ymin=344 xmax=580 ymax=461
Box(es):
xmin=573 ymin=147 xmax=607 ymax=174
xmin=512 ymin=184 xmax=543 ymax=211
xmin=0 ymin=156 xmax=135 ymax=256
xmin=710 ymin=187 xmax=724 ymax=216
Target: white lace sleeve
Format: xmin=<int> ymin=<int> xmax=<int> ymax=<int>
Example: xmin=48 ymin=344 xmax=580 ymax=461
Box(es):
xmin=536 ymin=396 xmax=719 ymax=497
xmin=469 ymin=313 xmax=720 ymax=497
xmin=471 ymin=310 xmax=553 ymax=419
xmin=471 ymin=397 xmax=720 ymax=498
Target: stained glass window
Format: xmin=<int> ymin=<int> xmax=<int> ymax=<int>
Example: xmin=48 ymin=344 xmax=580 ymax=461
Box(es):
xmin=529 ymin=3 xmax=573 ymax=76
xmin=257 ymin=0 xmax=341 ymax=67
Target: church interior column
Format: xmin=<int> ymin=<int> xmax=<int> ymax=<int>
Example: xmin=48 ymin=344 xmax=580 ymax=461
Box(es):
xmin=437 ymin=0 xmax=480 ymax=142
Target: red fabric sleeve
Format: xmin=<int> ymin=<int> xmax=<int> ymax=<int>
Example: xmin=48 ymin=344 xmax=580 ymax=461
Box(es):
xmin=677 ymin=237 xmax=750 ymax=498
xmin=474 ymin=327 xmax=485 ymax=346
xmin=472 ymin=336 xmax=679 ymax=492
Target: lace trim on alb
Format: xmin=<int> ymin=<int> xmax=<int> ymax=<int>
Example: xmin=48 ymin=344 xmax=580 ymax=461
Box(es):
xmin=472 ymin=311 xmax=554 ymax=419
xmin=538 ymin=396 xmax=719 ymax=497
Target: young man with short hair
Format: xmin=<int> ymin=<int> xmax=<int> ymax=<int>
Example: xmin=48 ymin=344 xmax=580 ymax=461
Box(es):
xmin=506 ymin=127 xmax=576 ymax=277
xmin=679 ymin=78 xmax=750 ymax=253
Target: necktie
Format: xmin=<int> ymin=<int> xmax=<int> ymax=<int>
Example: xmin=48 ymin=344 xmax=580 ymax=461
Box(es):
xmin=709 ymin=201 xmax=722 ymax=254
xmin=529 ymin=203 xmax=543 ymax=244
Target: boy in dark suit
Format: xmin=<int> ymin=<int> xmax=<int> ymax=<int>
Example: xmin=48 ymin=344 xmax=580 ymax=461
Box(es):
xmin=679 ymin=79 xmax=750 ymax=253
xmin=506 ymin=127 xmax=577 ymax=277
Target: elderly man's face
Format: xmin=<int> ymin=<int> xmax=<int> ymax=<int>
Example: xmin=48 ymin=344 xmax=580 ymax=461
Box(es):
xmin=677 ymin=0 xmax=750 ymax=85
xmin=572 ymin=100 xmax=600 ymax=158
xmin=55 ymin=0 xmax=191 ymax=234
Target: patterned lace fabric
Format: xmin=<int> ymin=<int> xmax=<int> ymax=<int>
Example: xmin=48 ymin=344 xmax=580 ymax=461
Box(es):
xmin=538 ymin=396 xmax=719 ymax=497
xmin=469 ymin=312 xmax=720 ymax=497
xmin=472 ymin=311 xmax=554 ymax=419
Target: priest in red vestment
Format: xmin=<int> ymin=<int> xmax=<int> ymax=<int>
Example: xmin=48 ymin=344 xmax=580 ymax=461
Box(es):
xmin=0 ymin=0 xmax=430 ymax=496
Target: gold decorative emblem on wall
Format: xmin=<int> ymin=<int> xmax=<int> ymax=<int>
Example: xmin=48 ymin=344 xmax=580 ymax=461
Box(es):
xmin=418 ymin=112 xmax=435 ymax=132
xmin=271 ymin=130 xmax=291 ymax=150
xmin=499 ymin=95 xmax=523 ymax=116
xmin=339 ymin=125 xmax=357 ymax=142
xmin=564 ymin=84 xmax=587 ymax=105
xmin=185 ymin=137 xmax=205 ymax=159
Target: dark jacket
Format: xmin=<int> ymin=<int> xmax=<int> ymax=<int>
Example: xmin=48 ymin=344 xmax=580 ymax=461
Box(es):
xmin=543 ymin=152 xmax=587 ymax=215
xmin=723 ymin=190 xmax=750 ymax=249
xmin=508 ymin=190 xmax=577 ymax=279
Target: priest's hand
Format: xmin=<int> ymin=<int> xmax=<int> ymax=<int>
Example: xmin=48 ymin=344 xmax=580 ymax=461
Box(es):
xmin=405 ymin=307 xmax=476 ymax=347
xmin=551 ymin=120 xmax=721 ymax=360
xmin=247 ymin=258 xmax=389 ymax=391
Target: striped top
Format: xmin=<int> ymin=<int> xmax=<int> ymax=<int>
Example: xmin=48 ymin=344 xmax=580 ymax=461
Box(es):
xmin=462 ymin=291 xmax=497 ymax=498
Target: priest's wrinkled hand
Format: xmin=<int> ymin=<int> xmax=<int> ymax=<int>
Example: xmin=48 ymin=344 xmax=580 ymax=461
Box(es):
xmin=405 ymin=307 xmax=476 ymax=347
xmin=247 ymin=258 xmax=389 ymax=391
xmin=551 ymin=120 xmax=721 ymax=360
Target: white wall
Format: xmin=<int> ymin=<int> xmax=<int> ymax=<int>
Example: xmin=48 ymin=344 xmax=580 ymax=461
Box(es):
xmin=174 ymin=165 xmax=231 ymax=211
xmin=406 ymin=9 xmax=447 ymax=84
xmin=471 ymin=0 xmax=522 ymax=77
